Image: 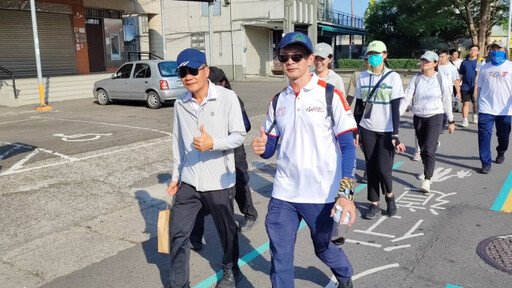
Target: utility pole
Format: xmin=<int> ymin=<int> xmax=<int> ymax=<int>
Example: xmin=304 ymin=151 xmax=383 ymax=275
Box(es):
xmin=161 ymin=0 xmax=167 ymax=59
xmin=507 ymin=0 xmax=512 ymax=57
xmin=208 ymin=1 xmax=213 ymax=65
xmin=31 ymin=0 xmax=52 ymax=111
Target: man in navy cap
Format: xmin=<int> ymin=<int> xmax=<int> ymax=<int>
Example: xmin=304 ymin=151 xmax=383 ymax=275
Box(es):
xmin=252 ymin=32 xmax=357 ymax=288
xmin=166 ymin=48 xmax=246 ymax=288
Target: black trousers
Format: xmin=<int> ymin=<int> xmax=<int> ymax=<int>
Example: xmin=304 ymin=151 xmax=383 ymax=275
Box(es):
xmin=169 ymin=182 xmax=239 ymax=288
xmin=359 ymin=127 xmax=395 ymax=202
xmin=234 ymin=145 xmax=258 ymax=221
xmin=414 ymin=114 xmax=443 ymax=179
xmin=190 ymin=145 xmax=258 ymax=244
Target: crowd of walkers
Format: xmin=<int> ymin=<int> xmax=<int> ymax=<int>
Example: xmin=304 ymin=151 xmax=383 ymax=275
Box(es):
xmin=164 ymin=32 xmax=511 ymax=288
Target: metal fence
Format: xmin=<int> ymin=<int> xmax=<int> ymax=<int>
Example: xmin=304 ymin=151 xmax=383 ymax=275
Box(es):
xmin=318 ymin=9 xmax=364 ymax=29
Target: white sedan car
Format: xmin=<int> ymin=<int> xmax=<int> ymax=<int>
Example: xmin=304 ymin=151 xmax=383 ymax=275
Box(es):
xmin=93 ymin=60 xmax=187 ymax=109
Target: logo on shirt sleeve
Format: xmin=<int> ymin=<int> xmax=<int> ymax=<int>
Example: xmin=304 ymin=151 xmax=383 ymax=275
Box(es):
xmin=276 ymin=106 xmax=286 ymax=117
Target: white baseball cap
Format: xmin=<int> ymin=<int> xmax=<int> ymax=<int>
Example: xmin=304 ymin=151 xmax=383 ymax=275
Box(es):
xmin=314 ymin=43 xmax=333 ymax=58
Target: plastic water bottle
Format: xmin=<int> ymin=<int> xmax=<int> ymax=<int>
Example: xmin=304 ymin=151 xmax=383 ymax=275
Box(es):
xmin=331 ymin=205 xmax=350 ymax=246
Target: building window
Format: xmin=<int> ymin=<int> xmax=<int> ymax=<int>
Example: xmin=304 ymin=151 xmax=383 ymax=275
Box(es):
xmin=110 ymin=34 xmax=121 ymax=60
xmin=201 ymin=1 xmax=221 ymax=16
xmin=191 ymin=33 xmax=205 ymax=50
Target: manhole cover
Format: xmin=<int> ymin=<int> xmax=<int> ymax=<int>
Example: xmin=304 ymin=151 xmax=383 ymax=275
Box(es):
xmin=476 ymin=235 xmax=512 ymax=275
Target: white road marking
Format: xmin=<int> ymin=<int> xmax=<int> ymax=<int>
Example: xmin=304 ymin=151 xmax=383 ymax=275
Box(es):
xmin=0 ymin=138 xmax=171 ymax=176
xmin=430 ymin=209 xmax=439 ymax=215
xmin=324 ymin=263 xmax=400 ymax=287
xmin=354 ymin=216 xmax=396 ymax=239
xmin=0 ymin=119 xmax=37 ymax=126
xmin=384 ymin=244 xmax=411 ymax=252
xmin=30 ymin=116 xmax=171 ymax=136
xmin=391 ymin=219 xmax=424 ymax=242
xmin=2 ymin=146 xmax=79 ymax=175
xmin=352 ymin=263 xmax=400 ymax=280
xmin=53 ymin=133 xmax=113 ymax=142
xmin=8 ymin=149 xmax=39 ymax=172
xmin=344 ymin=239 xmax=382 ymax=248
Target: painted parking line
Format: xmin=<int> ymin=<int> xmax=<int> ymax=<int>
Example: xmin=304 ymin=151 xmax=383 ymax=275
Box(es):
xmin=490 ymin=171 xmax=512 ymax=213
xmin=194 ymin=161 xmax=405 ymax=288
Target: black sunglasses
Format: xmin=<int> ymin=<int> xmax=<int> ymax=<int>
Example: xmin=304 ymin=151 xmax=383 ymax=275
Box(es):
xmin=278 ymin=54 xmax=305 ymax=63
xmin=178 ymin=65 xmax=206 ymax=78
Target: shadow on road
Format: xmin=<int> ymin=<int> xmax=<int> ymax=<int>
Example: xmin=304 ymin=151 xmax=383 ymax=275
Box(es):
xmin=135 ymin=189 xmax=171 ymax=286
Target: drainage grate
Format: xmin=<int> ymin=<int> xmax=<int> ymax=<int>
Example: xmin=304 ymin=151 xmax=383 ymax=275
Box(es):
xmin=476 ymin=235 xmax=512 ymax=275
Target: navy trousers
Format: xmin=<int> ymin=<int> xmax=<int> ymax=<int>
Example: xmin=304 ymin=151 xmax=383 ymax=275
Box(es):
xmin=265 ymin=197 xmax=353 ymax=288
xmin=478 ymin=113 xmax=511 ymax=167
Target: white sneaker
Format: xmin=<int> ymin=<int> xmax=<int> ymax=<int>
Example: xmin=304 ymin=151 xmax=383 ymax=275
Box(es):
xmin=420 ymin=179 xmax=431 ymax=193
xmin=417 ymin=174 xmax=425 ymax=180
xmin=473 ymin=114 xmax=478 ymax=124
xmin=462 ymin=119 xmax=469 ymax=127
xmin=412 ymin=152 xmax=421 ymax=161
xmin=435 ymin=141 xmax=440 ymax=153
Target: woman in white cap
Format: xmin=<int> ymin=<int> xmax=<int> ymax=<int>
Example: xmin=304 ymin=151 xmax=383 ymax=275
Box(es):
xmin=400 ymin=51 xmax=456 ymax=193
xmin=353 ymin=40 xmax=406 ymax=220
xmin=314 ymin=42 xmax=346 ymax=95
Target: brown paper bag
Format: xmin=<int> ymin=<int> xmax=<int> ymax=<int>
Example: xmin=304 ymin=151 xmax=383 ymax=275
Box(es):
xmin=157 ymin=208 xmax=171 ymax=254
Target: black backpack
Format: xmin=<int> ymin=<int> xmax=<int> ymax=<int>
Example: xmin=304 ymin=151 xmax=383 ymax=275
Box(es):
xmin=266 ymin=83 xmax=335 ymax=134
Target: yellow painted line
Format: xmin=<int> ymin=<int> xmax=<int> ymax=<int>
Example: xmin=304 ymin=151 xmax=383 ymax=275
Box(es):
xmin=502 ymin=190 xmax=512 ymax=213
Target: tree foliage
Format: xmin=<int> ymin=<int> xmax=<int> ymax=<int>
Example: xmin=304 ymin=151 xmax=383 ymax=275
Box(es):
xmin=364 ymin=0 xmax=508 ymax=57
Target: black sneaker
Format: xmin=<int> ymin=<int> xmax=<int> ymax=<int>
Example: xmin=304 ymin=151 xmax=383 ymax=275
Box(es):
xmin=481 ymin=165 xmax=491 ymax=174
xmin=364 ymin=204 xmax=380 ymax=219
xmin=385 ymin=195 xmax=397 ymax=217
xmin=338 ymin=279 xmax=353 ymax=288
xmin=239 ymin=218 xmax=257 ymax=232
xmin=496 ymin=153 xmax=505 ymax=164
xmin=215 ymin=269 xmax=235 ymax=288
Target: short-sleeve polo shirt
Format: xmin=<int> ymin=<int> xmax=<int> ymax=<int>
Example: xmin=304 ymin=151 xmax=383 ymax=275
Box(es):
xmin=354 ymin=68 xmax=404 ymax=132
xmin=263 ymin=74 xmax=357 ymax=203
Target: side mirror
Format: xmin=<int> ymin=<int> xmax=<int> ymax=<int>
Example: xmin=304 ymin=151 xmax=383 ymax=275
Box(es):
xmin=111 ymin=73 xmax=117 ymax=79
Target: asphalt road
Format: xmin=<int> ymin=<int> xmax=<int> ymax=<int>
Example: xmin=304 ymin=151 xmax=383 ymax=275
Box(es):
xmin=0 ymin=79 xmax=511 ymax=288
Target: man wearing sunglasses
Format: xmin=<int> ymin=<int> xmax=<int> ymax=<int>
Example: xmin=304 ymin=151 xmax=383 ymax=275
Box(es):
xmin=252 ymin=32 xmax=357 ymax=288
xmin=166 ymin=48 xmax=246 ymax=288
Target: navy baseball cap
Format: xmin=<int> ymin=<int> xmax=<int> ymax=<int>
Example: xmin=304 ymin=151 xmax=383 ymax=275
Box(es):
xmin=278 ymin=32 xmax=313 ymax=54
xmin=176 ymin=48 xmax=207 ymax=69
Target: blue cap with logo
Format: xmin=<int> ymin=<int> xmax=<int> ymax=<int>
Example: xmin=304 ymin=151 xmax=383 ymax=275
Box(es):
xmin=278 ymin=32 xmax=313 ymax=54
xmin=176 ymin=48 xmax=207 ymax=69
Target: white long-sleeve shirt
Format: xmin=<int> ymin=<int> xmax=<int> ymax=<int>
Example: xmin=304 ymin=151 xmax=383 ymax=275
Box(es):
xmin=400 ymin=72 xmax=454 ymax=122
xmin=172 ymin=81 xmax=246 ymax=191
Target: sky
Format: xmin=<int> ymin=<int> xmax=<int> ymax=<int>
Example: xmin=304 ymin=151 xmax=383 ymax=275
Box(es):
xmin=333 ymin=0 xmax=370 ymax=18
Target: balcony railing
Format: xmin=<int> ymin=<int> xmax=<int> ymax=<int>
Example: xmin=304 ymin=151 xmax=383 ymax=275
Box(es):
xmin=318 ymin=8 xmax=364 ymax=29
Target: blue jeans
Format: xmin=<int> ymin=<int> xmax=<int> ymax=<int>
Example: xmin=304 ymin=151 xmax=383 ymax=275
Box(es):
xmin=265 ymin=198 xmax=353 ymax=288
xmin=478 ymin=113 xmax=511 ymax=167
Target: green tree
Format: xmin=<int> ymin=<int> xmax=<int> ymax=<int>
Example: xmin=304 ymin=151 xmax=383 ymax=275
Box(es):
xmin=364 ymin=0 xmax=508 ymax=57
xmin=454 ymin=0 xmax=508 ymax=55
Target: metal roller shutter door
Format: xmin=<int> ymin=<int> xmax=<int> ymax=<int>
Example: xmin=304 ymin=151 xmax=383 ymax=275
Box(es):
xmin=0 ymin=9 xmax=76 ymax=78
xmin=245 ymin=27 xmax=270 ymax=76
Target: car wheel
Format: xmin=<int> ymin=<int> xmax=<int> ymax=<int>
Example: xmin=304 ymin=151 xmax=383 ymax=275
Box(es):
xmin=97 ymin=89 xmax=109 ymax=105
xmin=146 ymin=91 xmax=162 ymax=109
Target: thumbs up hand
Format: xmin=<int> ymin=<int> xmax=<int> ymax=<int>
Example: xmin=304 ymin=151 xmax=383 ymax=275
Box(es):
xmin=252 ymin=126 xmax=268 ymax=155
xmin=193 ymin=125 xmax=214 ymax=152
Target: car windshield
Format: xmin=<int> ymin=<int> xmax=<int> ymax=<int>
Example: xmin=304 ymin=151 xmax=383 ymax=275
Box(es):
xmin=158 ymin=61 xmax=178 ymax=77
